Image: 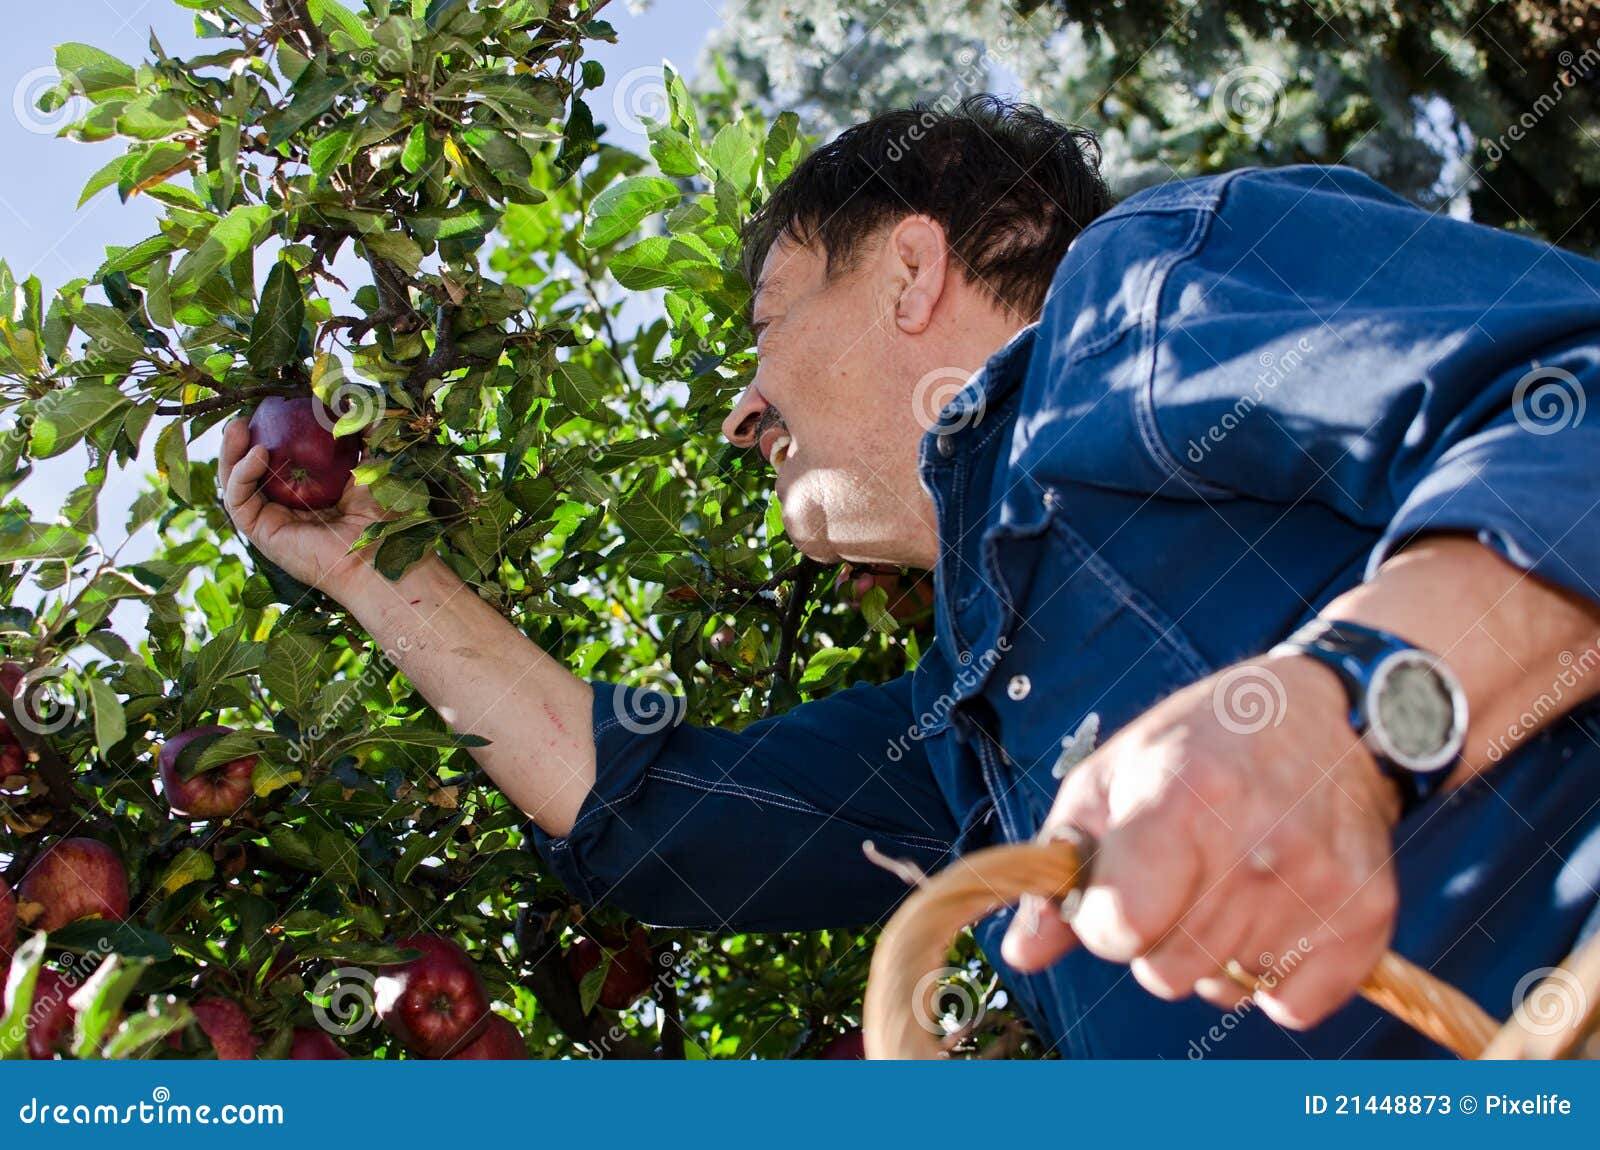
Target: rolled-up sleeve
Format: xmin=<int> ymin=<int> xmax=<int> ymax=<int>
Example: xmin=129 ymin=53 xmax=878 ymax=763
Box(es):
xmin=530 ymin=670 xmax=956 ymax=932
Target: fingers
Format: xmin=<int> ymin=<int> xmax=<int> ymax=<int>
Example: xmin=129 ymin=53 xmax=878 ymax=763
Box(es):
xmin=1000 ymin=893 xmax=1078 ymax=971
xmin=220 ymin=419 xmax=268 ymax=532
xmin=1071 ymin=802 xmax=1205 ymax=965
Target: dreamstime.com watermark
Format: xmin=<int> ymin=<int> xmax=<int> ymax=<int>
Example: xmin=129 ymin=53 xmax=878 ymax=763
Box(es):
xmin=1482 ymin=44 xmax=1600 ymax=164
xmin=884 ymin=637 xmax=1012 ymax=763
xmin=1185 ymin=336 xmax=1315 ymax=464
xmin=1185 ymin=938 xmax=1313 ymax=1059
xmin=16 ymin=1088 xmax=284 ymax=1127
xmin=1484 ymin=637 xmax=1600 ymax=763
xmin=285 ymin=636 xmax=413 ymax=764
xmin=1211 ymin=664 xmax=1288 ymax=736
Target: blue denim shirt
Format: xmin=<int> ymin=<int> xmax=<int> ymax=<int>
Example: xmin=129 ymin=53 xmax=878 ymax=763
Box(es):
xmin=535 ymin=165 xmax=1600 ymax=1058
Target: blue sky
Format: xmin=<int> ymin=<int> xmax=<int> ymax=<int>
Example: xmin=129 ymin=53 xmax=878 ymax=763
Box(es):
xmin=1 ymin=2 xmax=720 ymax=593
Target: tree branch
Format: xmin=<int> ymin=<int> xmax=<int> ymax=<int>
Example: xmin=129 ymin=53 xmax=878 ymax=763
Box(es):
xmin=153 ymin=383 xmax=305 ymax=417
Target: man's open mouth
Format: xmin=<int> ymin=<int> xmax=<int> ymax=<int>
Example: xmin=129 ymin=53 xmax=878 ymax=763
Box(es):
xmin=758 ymin=424 xmax=795 ymax=471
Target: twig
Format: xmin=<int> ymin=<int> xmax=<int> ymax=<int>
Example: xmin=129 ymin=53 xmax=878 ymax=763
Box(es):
xmin=152 ymin=383 xmax=305 ymax=417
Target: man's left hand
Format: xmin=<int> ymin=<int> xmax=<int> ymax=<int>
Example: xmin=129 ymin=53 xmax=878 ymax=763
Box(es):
xmin=1001 ymin=652 xmax=1403 ymax=1030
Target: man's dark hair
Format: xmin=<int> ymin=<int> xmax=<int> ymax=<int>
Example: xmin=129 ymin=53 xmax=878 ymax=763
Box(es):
xmin=741 ymin=95 xmax=1111 ymax=320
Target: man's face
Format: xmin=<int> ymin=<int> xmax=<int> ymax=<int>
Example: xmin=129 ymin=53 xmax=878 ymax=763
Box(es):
xmin=720 ymin=234 xmax=931 ymax=567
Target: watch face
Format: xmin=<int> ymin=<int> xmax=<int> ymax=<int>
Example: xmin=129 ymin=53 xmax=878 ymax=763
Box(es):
xmin=1373 ymin=657 xmax=1459 ymax=769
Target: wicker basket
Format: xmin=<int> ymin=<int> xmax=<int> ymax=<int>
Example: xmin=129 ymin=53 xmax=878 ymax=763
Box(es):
xmin=862 ymin=836 xmax=1600 ymax=1060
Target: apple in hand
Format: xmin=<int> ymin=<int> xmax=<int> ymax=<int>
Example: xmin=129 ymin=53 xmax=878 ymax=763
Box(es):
xmin=289 ymin=1026 xmax=348 ymax=1059
xmin=191 ymin=997 xmax=260 ymax=1060
xmin=565 ymin=926 xmax=654 ymax=1010
xmin=247 ymin=396 xmax=361 ymax=510
xmin=447 ymin=1014 xmax=527 ymax=1060
xmin=374 ymin=935 xmax=491 ymax=1058
xmin=18 ymin=838 xmax=129 ymax=932
xmin=157 ymin=725 xmax=256 ymax=819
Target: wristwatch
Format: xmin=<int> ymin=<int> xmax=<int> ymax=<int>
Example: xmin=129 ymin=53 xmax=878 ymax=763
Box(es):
xmin=1269 ymin=619 xmax=1468 ymax=814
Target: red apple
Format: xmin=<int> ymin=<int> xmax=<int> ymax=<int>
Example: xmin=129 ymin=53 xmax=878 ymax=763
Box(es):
xmin=0 ymin=663 xmax=34 ymax=774
xmin=818 ymin=1028 xmax=866 ymax=1059
xmin=22 ymin=968 xmax=76 ymax=1060
xmin=565 ymin=926 xmax=653 ymax=1011
xmin=374 ymin=935 xmax=491 ymax=1058
xmin=836 ymin=565 xmax=936 ymax=623
xmin=247 ymin=396 xmax=360 ymax=510
xmin=708 ymin=625 xmax=737 ymax=654
xmin=447 ymin=1014 xmax=527 ymax=1060
xmin=289 ymin=1026 xmax=348 ymax=1059
xmin=157 ymin=725 xmax=256 ymax=819
xmin=191 ymin=997 xmax=260 ymax=1060
xmin=17 ymin=838 xmax=129 ymax=932
xmin=0 ymin=876 xmax=14 ymax=964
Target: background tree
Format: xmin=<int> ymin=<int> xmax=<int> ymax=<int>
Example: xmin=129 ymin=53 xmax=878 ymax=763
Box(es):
xmin=699 ymin=0 xmax=1599 ymax=250
xmin=0 ymin=0 xmax=1020 ymax=1059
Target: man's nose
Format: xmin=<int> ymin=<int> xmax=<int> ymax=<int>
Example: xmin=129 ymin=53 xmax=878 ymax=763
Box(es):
xmin=721 ymin=384 xmax=768 ymax=447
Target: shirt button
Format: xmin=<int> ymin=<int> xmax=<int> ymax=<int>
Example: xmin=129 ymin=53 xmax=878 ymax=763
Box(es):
xmin=936 ymin=433 xmax=955 ymax=458
xmin=1006 ymin=674 xmax=1031 ymax=701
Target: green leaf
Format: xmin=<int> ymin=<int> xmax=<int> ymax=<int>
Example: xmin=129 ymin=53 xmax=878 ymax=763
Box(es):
xmin=101 ymin=1000 xmax=192 ymax=1060
xmin=71 ymin=954 xmax=152 ymax=1059
xmin=30 ymin=385 xmax=130 ymax=458
xmin=307 ymin=0 xmax=375 ymax=47
xmin=764 ymin=111 xmax=804 ymax=181
xmin=172 ymin=205 xmax=273 ymax=295
xmin=0 ymin=515 xmax=86 ymax=564
xmin=394 ymin=809 xmax=467 ymax=884
xmin=410 ymin=202 xmax=500 ymax=244
xmin=86 ymin=679 xmax=126 ymax=757
xmin=649 ymin=126 xmax=701 ymax=178
xmin=55 ymin=44 xmax=136 ymax=97
xmin=578 ymin=956 xmax=608 ymax=1014
xmin=583 ymin=176 xmax=680 ymax=248
xmin=0 ymin=933 xmax=46 ymax=1058
xmin=247 ymin=261 xmax=306 ymax=371
xmin=360 ymin=232 xmax=424 ymax=276
xmin=252 ymin=757 xmax=302 ymax=798
xmin=609 ymin=234 xmax=719 ymax=292
xmin=798 ymin=646 xmax=861 ymax=692
xmin=859 ymin=584 xmax=900 ymax=634
xmin=79 ymin=155 xmax=125 ymax=206
xmin=308 ymin=128 xmax=352 ymax=183
xmin=156 ymin=848 xmax=215 ymax=896
xmin=709 ymin=120 xmax=759 ymax=193
xmin=261 ymin=633 xmax=330 ymax=718
xmin=401 ymin=123 xmax=428 ymax=173
xmin=49 ymin=920 xmax=173 ymax=961
xmin=616 ymin=466 xmax=686 ymax=550
xmin=462 ymin=127 xmax=532 ymax=182
xmin=155 ymin=418 xmax=191 ymax=503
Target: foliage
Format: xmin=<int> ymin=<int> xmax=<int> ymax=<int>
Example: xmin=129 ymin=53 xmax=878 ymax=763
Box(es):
xmin=698 ymin=0 xmax=1599 ymax=251
xmin=0 ymin=0 xmax=1018 ymax=1058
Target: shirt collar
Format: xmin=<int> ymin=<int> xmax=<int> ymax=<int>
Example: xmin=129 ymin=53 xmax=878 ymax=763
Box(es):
xmin=921 ymin=321 xmax=1040 ymax=459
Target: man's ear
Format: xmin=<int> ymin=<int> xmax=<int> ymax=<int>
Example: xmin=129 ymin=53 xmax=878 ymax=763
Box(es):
xmin=888 ymin=216 xmax=950 ymax=335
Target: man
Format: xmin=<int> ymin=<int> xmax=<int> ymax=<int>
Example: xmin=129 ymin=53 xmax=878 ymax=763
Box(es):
xmin=220 ymin=97 xmax=1600 ymax=1058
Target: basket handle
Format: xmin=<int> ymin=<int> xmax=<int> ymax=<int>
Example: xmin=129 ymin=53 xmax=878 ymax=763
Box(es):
xmin=862 ymin=836 xmax=1503 ymax=1059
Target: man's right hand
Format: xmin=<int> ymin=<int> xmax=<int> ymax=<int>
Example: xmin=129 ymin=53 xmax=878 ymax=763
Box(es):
xmin=217 ymin=413 xmax=599 ymax=832
xmin=218 ymin=417 xmax=390 ymax=602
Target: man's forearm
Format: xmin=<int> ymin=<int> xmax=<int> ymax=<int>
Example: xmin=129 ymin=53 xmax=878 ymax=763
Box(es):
xmin=1309 ymin=534 xmax=1600 ymax=780
xmin=340 ymin=553 xmax=597 ymax=835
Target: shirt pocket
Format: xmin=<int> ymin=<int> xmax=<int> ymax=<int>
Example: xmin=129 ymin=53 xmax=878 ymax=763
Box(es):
xmin=983 ymin=493 xmax=1216 ymax=826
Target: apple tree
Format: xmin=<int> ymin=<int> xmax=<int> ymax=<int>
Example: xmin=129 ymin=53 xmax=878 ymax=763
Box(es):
xmin=0 ymin=0 xmax=1026 ymax=1059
